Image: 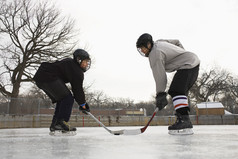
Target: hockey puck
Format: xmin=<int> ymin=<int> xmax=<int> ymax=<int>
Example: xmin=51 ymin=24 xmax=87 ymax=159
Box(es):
xmin=114 ymin=133 xmax=120 ymax=135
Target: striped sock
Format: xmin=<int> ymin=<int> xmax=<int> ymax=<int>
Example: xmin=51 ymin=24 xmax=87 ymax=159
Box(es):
xmin=172 ymin=95 xmax=189 ymax=110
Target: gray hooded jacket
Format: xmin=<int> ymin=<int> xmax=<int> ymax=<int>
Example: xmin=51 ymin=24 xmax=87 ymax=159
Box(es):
xmin=148 ymin=39 xmax=200 ymax=94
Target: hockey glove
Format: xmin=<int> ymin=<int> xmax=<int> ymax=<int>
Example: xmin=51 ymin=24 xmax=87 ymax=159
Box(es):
xmin=79 ymin=103 xmax=90 ymax=114
xmin=156 ymin=92 xmax=168 ymax=110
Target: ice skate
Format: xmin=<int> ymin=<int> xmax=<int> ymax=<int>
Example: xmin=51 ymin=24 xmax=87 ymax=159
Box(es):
xmin=49 ymin=117 xmax=57 ymax=132
xmin=49 ymin=119 xmax=77 ymax=136
xmin=168 ymin=113 xmax=193 ymax=135
xmin=49 ymin=130 xmax=77 ymax=136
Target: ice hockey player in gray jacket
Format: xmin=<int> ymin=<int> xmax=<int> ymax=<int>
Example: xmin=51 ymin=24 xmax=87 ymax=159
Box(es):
xmin=136 ymin=33 xmax=200 ymax=134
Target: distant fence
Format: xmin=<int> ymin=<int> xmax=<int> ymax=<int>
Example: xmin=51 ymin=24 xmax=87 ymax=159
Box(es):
xmin=0 ymin=97 xmax=145 ymax=116
xmin=0 ymin=114 xmax=238 ymax=129
xmin=0 ymin=97 xmax=238 ymax=129
xmin=0 ymin=97 xmax=43 ymax=115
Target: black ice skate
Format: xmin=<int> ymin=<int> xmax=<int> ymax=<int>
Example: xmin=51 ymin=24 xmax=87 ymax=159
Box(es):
xmin=50 ymin=122 xmax=56 ymax=132
xmin=49 ymin=117 xmax=57 ymax=132
xmin=49 ymin=119 xmax=77 ymax=136
xmin=168 ymin=113 xmax=193 ymax=135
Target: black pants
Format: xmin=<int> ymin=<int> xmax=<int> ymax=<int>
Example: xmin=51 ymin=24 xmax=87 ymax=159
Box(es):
xmin=168 ymin=65 xmax=199 ymax=98
xmin=36 ymin=79 xmax=74 ymax=122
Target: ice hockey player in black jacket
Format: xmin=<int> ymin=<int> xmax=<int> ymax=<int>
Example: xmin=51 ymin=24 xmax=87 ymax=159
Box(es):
xmin=33 ymin=49 xmax=91 ymax=133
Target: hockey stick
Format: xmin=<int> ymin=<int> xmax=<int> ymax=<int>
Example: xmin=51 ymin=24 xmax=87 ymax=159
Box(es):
xmin=86 ymin=107 xmax=158 ymax=135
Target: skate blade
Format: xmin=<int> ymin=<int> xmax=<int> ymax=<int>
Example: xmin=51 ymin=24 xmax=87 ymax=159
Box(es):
xmin=168 ymin=128 xmax=194 ymax=135
xmin=49 ymin=130 xmax=77 ymax=136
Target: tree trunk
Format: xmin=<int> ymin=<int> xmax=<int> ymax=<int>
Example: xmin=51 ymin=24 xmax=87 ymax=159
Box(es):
xmin=8 ymin=82 xmax=21 ymax=114
xmin=9 ymin=97 xmax=19 ymax=115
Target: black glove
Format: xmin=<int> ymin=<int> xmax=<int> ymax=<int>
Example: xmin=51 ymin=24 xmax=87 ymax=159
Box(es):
xmin=79 ymin=103 xmax=90 ymax=114
xmin=156 ymin=92 xmax=168 ymax=110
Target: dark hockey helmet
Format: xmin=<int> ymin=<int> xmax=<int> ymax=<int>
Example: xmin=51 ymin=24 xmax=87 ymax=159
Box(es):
xmin=136 ymin=33 xmax=154 ymax=57
xmin=73 ymin=49 xmax=91 ymax=72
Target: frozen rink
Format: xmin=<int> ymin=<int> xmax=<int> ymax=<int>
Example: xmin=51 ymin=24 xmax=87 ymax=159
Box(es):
xmin=0 ymin=125 xmax=238 ymax=159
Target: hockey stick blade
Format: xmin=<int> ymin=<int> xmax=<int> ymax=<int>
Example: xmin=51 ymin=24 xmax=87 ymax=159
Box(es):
xmin=121 ymin=107 xmax=158 ymax=135
xmin=86 ymin=107 xmax=158 ymax=136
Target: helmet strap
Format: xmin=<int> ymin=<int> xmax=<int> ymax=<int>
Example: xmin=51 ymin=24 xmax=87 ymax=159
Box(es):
xmin=145 ymin=42 xmax=153 ymax=57
xmin=77 ymin=57 xmax=82 ymax=64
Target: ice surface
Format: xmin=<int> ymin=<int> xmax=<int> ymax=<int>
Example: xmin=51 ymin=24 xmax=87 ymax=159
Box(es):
xmin=0 ymin=125 xmax=238 ymax=159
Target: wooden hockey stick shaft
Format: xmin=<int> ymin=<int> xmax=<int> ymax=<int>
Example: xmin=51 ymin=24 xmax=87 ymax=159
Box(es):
xmin=140 ymin=107 xmax=158 ymax=133
xmin=86 ymin=112 xmax=112 ymax=134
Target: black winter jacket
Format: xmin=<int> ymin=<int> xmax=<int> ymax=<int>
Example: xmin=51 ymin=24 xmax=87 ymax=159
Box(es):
xmin=33 ymin=58 xmax=85 ymax=105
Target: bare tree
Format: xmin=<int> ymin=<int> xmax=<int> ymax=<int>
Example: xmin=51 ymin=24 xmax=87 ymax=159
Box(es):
xmin=227 ymin=76 xmax=238 ymax=99
xmin=189 ymin=67 xmax=238 ymax=113
xmin=92 ymin=90 xmax=108 ymax=108
xmin=0 ymin=0 xmax=79 ymax=114
xmin=190 ymin=68 xmax=231 ymax=103
xmin=221 ymin=75 xmax=238 ymax=113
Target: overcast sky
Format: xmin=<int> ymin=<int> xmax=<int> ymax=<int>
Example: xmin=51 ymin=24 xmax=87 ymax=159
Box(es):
xmin=55 ymin=0 xmax=238 ymax=102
